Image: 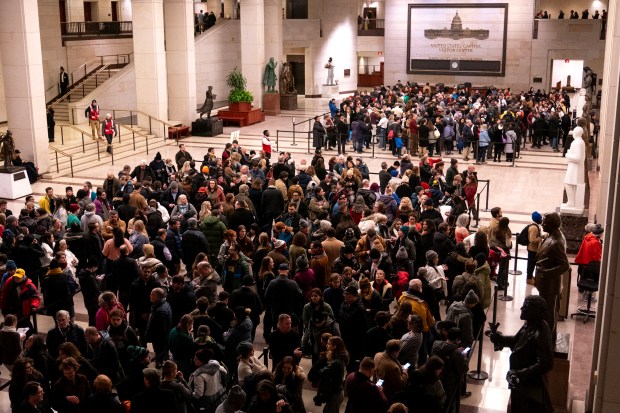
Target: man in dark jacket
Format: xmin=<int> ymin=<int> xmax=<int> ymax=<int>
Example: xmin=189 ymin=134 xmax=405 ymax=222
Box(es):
xmin=131 ymin=368 xmax=176 ymax=413
xmin=151 ymin=228 xmax=174 ymax=272
xmin=228 ymin=200 xmax=255 ymax=232
xmin=261 ymin=180 xmax=285 ymax=228
xmin=181 ymin=218 xmax=208 ymax=277
xmin=84 ymin=326 xmax=124 ymax=383
xmin=345 ymin=357 xmax=388 ymax=413
xmin=228 ymin=275 xmax=264 ymax=341
xmin=264 ymin=264 xmax=303 ymax=327
xmin=46 ymin=309 xmax=87 ymax=359
xmin=116 ymin=194 xmax=137 ymax=227
xmin=431 ymin=327 xmax=470 ymax=407
xmin=111 ymin=245 xmax=140 ymax=309
xmin=145 ymin=287 xmax=173 ymax=366
xmin=338 ymin=286 xmax=368 ymax=370
xmin=167 ymin=275 xmax=197 ymax=326
xmin=129 ymin=265 xmax=162 ymax=344
xmin=165 ymin=219 xmax=183 ymax=276
xmin=145 ymin=201 xmax=164 ymax=239
xmin=130 ymin=160 xmax=156 ymax=183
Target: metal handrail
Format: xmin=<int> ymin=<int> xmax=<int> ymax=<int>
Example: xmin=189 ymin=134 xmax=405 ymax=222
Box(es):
xmin=59 ymin=124 xmax=96 ymax=157
xmin=70 ymin=53 xmax=132 ymax=85
xmin=102 ymin=108 xmax=177 ymax=143
xmin=48 ymin=145 xmax=74 ymax=177
xmin=119 ymin=124 xmax=153 ymax=155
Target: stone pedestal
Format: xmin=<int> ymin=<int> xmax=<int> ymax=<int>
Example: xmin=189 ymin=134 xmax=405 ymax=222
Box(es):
xmin=191 ymin=118 xmax=223 ymax=137
xmin=322 ymin=84 xmax=339 ymax=97
xmin=0 ymin=168 xmax=32 ymax=199
xmin=548 ymin=334 xmax=573 ymax=413
xmin=280 ymin=94 xmax=298 ymax=110
xmin=559 ymin=212 xmax=589 ymax=253
xmin=560 ymin=183 xmax=586 ymax=215
xmin=263 ymin=93 xmax=280 ymax=116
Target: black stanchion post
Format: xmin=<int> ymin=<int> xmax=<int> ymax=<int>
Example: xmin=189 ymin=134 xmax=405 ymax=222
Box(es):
xmin=509 ymin=241 xmax=522 ymax=275
xmin=485 ymin=180 xmax=490 ymax=211
xmin=498 ymin=255 xmax=514 ymax=302
xmin=467 ymin=327 xmax=489 ymax=381
xmin=485 ymin=286 xmax=501 ymax=337
xmin=291 ymin=118 xmax=297 ymax=146
xmin=372 ymin=130 xmax=376 ymax=159
xmin=307 ymin=131 xmax=311 ymax=155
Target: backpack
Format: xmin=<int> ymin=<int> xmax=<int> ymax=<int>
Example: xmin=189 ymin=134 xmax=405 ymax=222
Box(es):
xmin=517 ymin=223 xmax=535 ymax=246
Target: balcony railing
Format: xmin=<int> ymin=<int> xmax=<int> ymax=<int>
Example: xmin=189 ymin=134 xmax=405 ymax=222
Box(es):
xmin=358 ymin=19 xmax=384 ymax=36
xmin=61 ymin=21 xmax=133 ymax=38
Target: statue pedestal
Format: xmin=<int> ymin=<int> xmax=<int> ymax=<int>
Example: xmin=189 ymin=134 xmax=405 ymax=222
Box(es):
xmin=262 ymin=93 xmax=281 ymax=116
xmin=0 ymin=167 xmax=32 ymax=199
xmin=559 ymin=211 xmax=589 ymax=253
xmin=280 ymin=94 xmax=298 ymax=110
xmin=560 ymin=183 xmax=586 ymax=216
xmin=191 ymin=118 xmax=223 ymax=137
xmin=548 ymin=334 xmax=573 ymax=413
xmin=322 ymin=84 xmax=340 ymax=97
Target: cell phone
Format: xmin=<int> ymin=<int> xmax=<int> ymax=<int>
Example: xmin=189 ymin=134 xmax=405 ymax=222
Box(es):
xmin=462 ymin=347 xmax=471 ymax=356
xmin=376 ymin=379 xmax=384 ymax=387
xmin=403 ymin=363 xmax=411 ymax=370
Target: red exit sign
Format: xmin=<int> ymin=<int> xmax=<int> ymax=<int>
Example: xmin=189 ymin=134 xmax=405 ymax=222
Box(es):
xmin=565 ymin=59 xmax=570 ymax=63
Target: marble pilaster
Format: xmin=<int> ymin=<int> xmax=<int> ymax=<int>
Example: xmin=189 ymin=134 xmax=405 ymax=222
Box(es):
xmin=131 ymin=0 xmax=168 ymax=124
xmin=164 ymin=0 xmax=197 ymax=125
xmin=240 ymin=0 xmax=265 ymax=108
xmin=0 ymin=0 xmax=50 ymax=173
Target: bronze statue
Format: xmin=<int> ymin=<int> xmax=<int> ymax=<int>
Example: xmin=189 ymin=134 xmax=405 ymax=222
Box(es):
xmin=197 ymin=86 xmax=216 ymax=119
xmin=490 ymin=295 xmax=554 ymax=413
xmin=279 ymin=62 xmax=297 ymax=95
xmin=263 ymin=57 xmax=277 ymax=93
xmin=534 ymin=212 xmax=570 ymax=342
xmin=0 ymin=130 xmax=15 ymax=169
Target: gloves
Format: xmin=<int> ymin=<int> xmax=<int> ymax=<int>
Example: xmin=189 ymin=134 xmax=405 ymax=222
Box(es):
xmin=506 ymin=370 xmax=520 ymax=388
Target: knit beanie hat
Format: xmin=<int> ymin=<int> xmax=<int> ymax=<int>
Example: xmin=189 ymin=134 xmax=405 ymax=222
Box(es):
xmin=400 ymin=226 xmax=410 ymax=238
xmin=426 ymin=250 xmax=438 ymax=262
xmin=297 ymin=254 xmax=309 ymax=270
xmin=532 ymin=211 xmax=542 ymax=224
xmin=227 ymin=385 xmax=247 ymax=407
xmin=464 ymin=290 xmax=479 ymax=305
xmin=395 ymin=246 xmax=409 ymax=261
xmin=127 ymin=345 xmax=149 ymax=362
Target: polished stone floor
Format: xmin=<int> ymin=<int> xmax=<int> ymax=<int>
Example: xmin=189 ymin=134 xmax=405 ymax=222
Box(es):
xmin=0 ymin=96 xmax=595 ymax=413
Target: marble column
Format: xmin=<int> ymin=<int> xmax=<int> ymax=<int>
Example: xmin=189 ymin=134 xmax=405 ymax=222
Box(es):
xmin=65 ymin=0 xmax=85 ymax=22
xmin=132 ymin=0 xmax=168 ymax=126
xmin=590 ymin=1 xmax=620 ymax=412
xmin=0 ymin=0 xmax=50 ymax=173
xmin=164 ymin=0 xmax=196 ymax=125
xmin=223 ymin=0 xmax=235 ymax=19
xmin=240 ymin=0 xmax=265 ymax=108
xmin=264 ymin=0 xmax=282 ymax=66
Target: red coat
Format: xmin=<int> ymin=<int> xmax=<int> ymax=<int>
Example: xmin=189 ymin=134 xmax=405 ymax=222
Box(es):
xmin=1 ymin=277 xmax=41 ymax=318
xmin=575 ymin=233 xmax=602 ymax=265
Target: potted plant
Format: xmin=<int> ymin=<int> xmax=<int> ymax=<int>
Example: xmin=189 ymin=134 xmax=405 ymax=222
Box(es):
xmin=227 ymin=67 xmax=253 ymax=112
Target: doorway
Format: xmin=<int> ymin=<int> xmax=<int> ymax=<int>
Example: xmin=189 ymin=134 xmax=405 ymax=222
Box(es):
xmin=363 ymin=7 xmax=377 ymax=29
xmin=59 ymin=0 xmax=67 ymax=34
xmin=551 ymin=59 xmax=584 ymax=90
xmin=111 ymin=1 xmax=118 ymax=21
xmin=83 ymin=1 xmax=92 ymax=22
xmin=287 ymin=55 xmax=305 ymax=95
xmin=286 ymin=0 xmax=308 ymax=19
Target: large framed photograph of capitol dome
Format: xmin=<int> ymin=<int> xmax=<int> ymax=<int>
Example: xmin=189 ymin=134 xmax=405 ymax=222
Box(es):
xmin=407 ymin=3 xmax=508 ymax=76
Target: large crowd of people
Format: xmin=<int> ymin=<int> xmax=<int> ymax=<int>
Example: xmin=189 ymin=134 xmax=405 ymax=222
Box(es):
xmin=0 ymin=82 xmax=586 ymax=413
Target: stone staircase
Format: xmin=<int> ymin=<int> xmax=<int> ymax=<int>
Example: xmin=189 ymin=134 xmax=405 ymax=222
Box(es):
xmin=44 ymin=124 xmax=167 ymax=179
xmin=51 ymin=67 xmax=123 ymax=124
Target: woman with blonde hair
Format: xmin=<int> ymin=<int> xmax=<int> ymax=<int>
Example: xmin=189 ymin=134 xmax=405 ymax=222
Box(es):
xmin=398 ymin=197 xmax=415 ymax=222
xmin=129 ymin=219 xmax=148 ymax=258
xmin=199 ymin=200 xmax=212 ymax=221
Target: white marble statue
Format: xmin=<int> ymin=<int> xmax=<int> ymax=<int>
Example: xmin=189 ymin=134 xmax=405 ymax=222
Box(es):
xmin=325 ymin=57 xmax=335 ymax=86
xmin=563 ymin=126 xmax=586 ymax=209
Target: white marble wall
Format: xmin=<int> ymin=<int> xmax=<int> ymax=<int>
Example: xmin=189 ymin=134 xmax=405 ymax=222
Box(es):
xmin=65 ymin=38 xmax=133 ymax=74
xmin=264 ymin=0 xmax=283 ymax=73
xmin=0 ymin=53 xmax=5 ymax=122
xmin=120 ymin=0 xmax=132 ymax=21
xmin=68 ymin=61 xmax=137 ymax=125
xmin=194 ymin=20 xmax=241 ymax=105
xmin=38 ymin=0 xmax=66 ymax=96
xmin=66 ymin=0 xmax=85 ymax=22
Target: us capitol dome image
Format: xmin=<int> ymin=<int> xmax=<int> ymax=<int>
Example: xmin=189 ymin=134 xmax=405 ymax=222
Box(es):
xmin=424 ymin=11 xmax=489 ymax=40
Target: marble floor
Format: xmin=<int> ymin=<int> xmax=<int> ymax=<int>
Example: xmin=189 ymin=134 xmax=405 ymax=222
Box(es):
xmin=0 ymin=96 xmax=596 ymax=413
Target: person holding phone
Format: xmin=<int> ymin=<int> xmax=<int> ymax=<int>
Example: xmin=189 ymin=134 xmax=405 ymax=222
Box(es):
xmin=431 ymin=327 xmax=471 ymax=407
xmin=373 ymin=340 xmax=409 ymax=403
xmin=344 ymin=357 xmax=388 ymax=413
